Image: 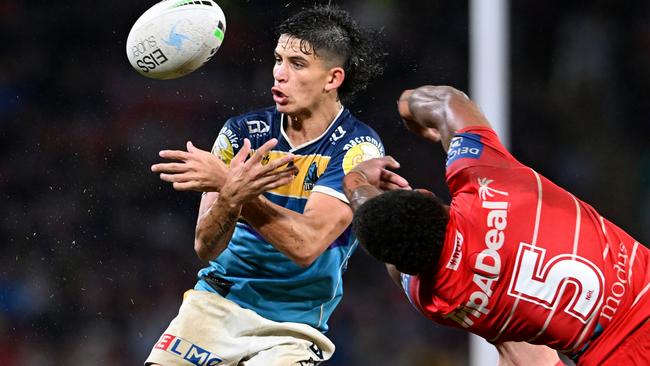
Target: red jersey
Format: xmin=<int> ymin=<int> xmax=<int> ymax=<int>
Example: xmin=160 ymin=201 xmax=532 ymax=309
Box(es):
xmin=402 ymin=126 xmax=650 ymax=365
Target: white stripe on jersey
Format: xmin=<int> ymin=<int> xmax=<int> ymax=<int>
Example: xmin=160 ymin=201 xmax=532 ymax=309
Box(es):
xmin=528 ymin=195 xmax=583 ymax=343
xmin=312 ymin=185 xmax=349 ymax=204
xmin=491 ymin=169 xmax=544 ymax=343
xmin=572 ymin=195 xmax=581 ymax=257
xmin=632 ymin=281 xmax=650 ymax=307
xmin=599 ymin=216 xmax=610 ymax=260
xmin=629 ymin=242 xmax=639 ymax=285
xmin=566 ymin=197 xmax=604 ymax=351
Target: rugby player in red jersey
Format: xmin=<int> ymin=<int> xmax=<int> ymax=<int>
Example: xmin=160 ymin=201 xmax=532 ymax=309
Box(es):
xmin=343 ymin=85 xmax=650 ymax=365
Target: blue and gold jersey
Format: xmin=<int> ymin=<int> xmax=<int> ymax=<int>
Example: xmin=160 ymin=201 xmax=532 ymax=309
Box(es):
xmin=195 ymin=106 xmax=384 ymax=332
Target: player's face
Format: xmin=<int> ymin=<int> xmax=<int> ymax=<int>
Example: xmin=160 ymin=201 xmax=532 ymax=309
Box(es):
xmin=272 ymin=35 xmax=336 ymax=115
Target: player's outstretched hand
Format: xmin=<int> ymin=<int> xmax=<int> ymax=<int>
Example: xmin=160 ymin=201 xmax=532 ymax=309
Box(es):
xmin=350 ymin=156 xmax=411 ymax=191
xmin=220 ymin=138 xmax=298 ymax=204
xmin=151 ymin=141 xmax=228 ymax=192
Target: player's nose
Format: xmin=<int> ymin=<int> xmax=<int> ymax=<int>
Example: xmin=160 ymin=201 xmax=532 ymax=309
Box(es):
xmin=273 ymin=64 xmax=288 ymax=82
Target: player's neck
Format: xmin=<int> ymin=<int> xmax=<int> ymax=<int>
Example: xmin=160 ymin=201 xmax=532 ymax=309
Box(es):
xmin=284 ymin=100 xmax=343 ymax=146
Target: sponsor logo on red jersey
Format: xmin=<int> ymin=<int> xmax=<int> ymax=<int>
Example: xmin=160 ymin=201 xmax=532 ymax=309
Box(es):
xmin=444 ymin=177 xmax=509 ymax=328
xmin=446 ymin=230 xmax=464 ymax=271
xmin=600 ymin=242 xmax=630 ymax=322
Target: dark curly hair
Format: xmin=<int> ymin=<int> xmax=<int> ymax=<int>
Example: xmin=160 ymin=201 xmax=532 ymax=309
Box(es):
xmin=276 ymin=4 xmax=385 ymax=105
xmin=352 ymin=190 xmax=449 ymax=275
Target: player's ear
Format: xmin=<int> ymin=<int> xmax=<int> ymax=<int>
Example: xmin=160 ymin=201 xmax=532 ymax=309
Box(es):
xmin=324 ymin=66 xmax=345 ymax=92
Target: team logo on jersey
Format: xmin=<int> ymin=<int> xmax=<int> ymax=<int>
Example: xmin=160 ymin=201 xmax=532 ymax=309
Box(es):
xmin=303 ymin=162 xmax=319 ymax=191
xmin=447 ymin=133 xmax=484 ymax=167
xmin=212 ymin=126 xmax=239 ymax=165
xmin=478 ymin=177 xmax=509 ymax=200
xmin=154 ymin=333 xmax=223 ymax=365
xmin=246 ymin=119 xmax=270 ymax=135
xmin=342 ymin=141 xmax=382 ymax=174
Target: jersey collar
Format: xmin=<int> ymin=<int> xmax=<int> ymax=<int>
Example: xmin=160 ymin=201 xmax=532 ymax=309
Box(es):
xmin=280 ymin=106 xmax=345 ymax=152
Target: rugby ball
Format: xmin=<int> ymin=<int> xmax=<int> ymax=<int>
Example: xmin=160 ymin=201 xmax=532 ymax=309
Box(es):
xmin=126 ymin=0 xmax=226 ymax=80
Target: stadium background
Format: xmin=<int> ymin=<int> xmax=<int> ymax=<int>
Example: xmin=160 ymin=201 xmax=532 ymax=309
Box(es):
xmin=2 ymin=0 xmax=650 ymax=364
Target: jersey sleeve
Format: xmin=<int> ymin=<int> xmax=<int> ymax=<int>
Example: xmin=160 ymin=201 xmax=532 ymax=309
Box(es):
xmin=312 ymin=127 xmax=385 ymax=203
xmin=446 ymin=126 xmax=521 ymax=192
xmin=401 ymin=273 xmax=422 ymax=311
xmin=210 ymin=117 xmax=248 ymax=167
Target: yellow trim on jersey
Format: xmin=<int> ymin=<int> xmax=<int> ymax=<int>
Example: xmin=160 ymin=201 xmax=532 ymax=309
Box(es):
xmin=265 ymin=151 xmax=330 ymax=199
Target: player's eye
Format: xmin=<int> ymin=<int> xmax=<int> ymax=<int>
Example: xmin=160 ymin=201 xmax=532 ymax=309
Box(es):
xmin=292 ymin=62 xmax=304 ymax=69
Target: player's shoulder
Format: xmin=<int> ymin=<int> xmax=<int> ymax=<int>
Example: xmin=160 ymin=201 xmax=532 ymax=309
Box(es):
xmin=332 ymin=109 xmax=384 ymax=153
xmin=225 ymin=106 xmax=279 ymax=128
xmin=338 ymin=109 xmax=380 ymax=137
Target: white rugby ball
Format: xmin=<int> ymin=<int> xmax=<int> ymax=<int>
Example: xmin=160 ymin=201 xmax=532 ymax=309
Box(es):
xmin=126 ymin=0 xmax=226 ymax=80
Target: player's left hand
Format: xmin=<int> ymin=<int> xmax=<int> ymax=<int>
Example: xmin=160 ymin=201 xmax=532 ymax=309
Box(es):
xmin=151 ymin=141 xmax=228 ymax=192
xmin=219 ymin=138 xmax=298 ymax=204
xmin=350 ymin=156 xmax=411 ymax=191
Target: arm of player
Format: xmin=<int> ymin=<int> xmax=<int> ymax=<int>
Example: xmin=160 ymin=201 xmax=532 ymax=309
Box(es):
xmin=239 ymin=157 xmax=409 ymax=268
xmin=193 ymin=139 xmax=297 ymax=261
xmin=240 ymin=192 xmax=351 ymax=268
xmin=495 ymin=342 xmax=564 ymax=366
xmin=194 ymin=191 xmax=240 ymax=261
xmin=398 ymin=85 xmax=491 ymax=150
xmin=342 ymin=156 xmax=411 ymax=211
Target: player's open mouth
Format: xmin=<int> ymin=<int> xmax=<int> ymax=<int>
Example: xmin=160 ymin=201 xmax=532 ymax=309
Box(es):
xmin=271 ymin=88 xmax=289 ymax=105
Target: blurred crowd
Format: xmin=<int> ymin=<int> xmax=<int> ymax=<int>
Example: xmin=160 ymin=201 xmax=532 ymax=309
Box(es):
xmin=1 ymin=0 xmax=649 ymax=365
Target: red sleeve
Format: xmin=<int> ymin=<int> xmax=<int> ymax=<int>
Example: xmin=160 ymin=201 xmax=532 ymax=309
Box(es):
xmin=446 ymin=126 xmax=522 ymax=195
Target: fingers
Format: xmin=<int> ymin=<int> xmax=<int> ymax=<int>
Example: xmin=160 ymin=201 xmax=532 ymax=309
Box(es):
xmin=379 ymin=156 xmax=401 ymax=170
xmin=380 ymin=181 xmax=412 ymax=191
xmin=151 ymin=162 xmax=189 ymax=174
xmin=158 ymin=172 xmax=193 ymax=183
xmin=247 ymin=138 xmax=278 ymax=165
xmin=231 ymin=139 xmax=251 ymax=167
xmin=172 ymin=181 xmax=201 ymax=191
xmin=263 ymin=175 xmax=296 ymax=190
xmin=255 ymin=170 xmax=297 ymax=190
xmin=159 ymin=149 xmax=190 ymax=161
xmin=261 ymin=165 xmax=298 ymax=179
xmin=380 ymin=169 xmax=410 ymax=188
xmin=397 ymin=89 xmax=414 ymax=120
xmin=186 ymin=141 xmax=197 ymax=152
xmin=262 ymin=153 xmax=295 ymax=173
xmin=403 ymin=119 xmax=442 ymax=143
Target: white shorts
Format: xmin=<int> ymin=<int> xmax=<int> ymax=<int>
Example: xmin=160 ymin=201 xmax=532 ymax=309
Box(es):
xmin=145 ymin=290 xmax=335 ymax=366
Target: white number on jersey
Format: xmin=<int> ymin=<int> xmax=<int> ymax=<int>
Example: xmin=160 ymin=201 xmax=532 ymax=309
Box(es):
xmin=508 ymin=243 xmax=604 ymax=323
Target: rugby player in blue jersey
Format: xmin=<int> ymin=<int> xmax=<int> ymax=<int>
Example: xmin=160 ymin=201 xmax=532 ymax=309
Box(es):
xmin=146 ymin=5 xmax=409 ymax=366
